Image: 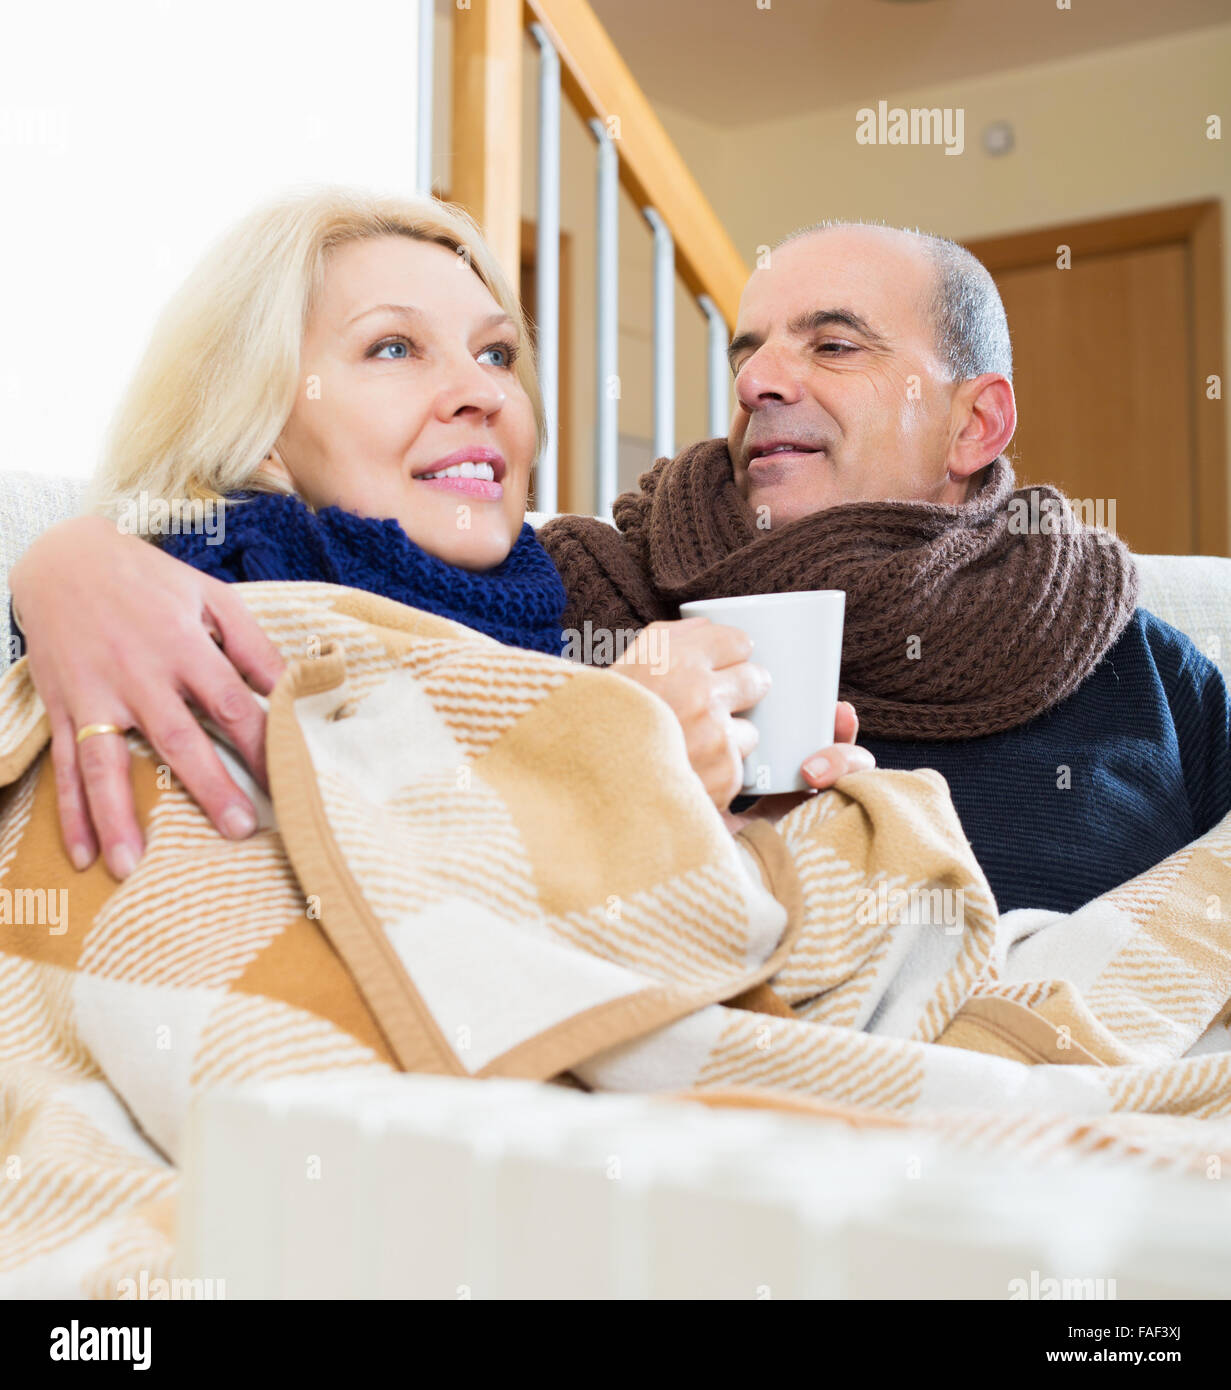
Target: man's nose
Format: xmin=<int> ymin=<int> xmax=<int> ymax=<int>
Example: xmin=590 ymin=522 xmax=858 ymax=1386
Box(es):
xmin=734 ymin=344 xmax=805 ymax=412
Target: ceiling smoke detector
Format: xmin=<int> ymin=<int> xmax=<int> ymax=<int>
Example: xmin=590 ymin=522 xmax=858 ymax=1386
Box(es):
xmin=982 ymin=120 xmax=1015 ymax=156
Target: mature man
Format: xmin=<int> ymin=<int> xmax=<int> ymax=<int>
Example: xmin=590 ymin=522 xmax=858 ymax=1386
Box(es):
xmin=540 ymin=223 xmax=1231 ymax=913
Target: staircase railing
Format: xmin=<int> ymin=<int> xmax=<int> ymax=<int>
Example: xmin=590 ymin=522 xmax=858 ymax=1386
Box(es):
xmin=428 ymin=0 xmax=749 ymax=515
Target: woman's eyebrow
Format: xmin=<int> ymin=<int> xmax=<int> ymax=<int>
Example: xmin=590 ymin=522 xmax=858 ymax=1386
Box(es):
xmin=344 ymin=305 xmax=517 ymax=335
xmin=474 ymin=311 xmax=518 ymax=335
xmin=345 ymin=302 xmax=424 ymax=327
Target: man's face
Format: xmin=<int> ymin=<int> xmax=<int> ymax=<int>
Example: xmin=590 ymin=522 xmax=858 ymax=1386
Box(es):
xmin=727 ymin=227 xmax=969 ymax=527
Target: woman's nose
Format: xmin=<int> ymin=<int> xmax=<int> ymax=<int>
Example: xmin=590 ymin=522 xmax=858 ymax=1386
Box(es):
xmin=434 ymin=355 xmax=507 ymax=422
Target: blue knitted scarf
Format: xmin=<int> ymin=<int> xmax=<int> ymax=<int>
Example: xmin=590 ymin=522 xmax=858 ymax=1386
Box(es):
xmin=160 ymin=491 xmax=568 ymax=656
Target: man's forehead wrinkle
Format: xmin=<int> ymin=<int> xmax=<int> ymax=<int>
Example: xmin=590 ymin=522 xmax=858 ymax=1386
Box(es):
xmin=734 ymin=230 xmax=935 ymax=351
xmin=775 ymin=226 xmax=935 ymax=308
xmin=782 ymin=221 xmax=929 ymax=259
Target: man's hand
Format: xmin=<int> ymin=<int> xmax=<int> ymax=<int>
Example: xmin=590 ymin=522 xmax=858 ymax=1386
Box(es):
xmin=610 ymin=616 xmax=770 ymax=811
xmin=721 ymin=701 xmax=875 ymax=833
xmin=800 ymin=700 xmax=874 ymax=787
xmin=10 ymin=515 xmax=284 ymax=879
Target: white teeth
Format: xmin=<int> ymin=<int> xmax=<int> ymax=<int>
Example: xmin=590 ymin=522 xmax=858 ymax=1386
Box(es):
xmin=422 ymin=461 xmax=496 ymax=481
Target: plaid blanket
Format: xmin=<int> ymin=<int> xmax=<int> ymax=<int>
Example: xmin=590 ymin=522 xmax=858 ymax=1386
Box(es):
xmin=1 ymin=582 xmax=1229 ymax=1296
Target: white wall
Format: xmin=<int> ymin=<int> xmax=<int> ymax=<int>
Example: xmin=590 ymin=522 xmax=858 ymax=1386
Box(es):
xmin=0 ymin=0 xmax=424 ymax=480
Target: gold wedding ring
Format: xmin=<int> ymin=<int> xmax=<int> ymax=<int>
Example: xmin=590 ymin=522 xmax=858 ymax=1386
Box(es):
xmin=75 ymin=723 xmax=124 ymax=745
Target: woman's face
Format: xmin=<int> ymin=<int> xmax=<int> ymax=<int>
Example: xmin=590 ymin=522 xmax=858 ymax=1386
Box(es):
xmin=267 ymin=234 xmax=536 ymax=570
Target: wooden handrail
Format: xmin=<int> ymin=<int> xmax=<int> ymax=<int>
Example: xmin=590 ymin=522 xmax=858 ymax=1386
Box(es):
xmin=449 ymin=0 xmax=749 ymax=328
xmin=525 ymin=0 xmax=749 ymax=328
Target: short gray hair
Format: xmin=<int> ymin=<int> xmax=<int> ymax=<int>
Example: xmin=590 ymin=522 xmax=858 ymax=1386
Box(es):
xmin=775 ymin=220 xmax=1013 ymax=383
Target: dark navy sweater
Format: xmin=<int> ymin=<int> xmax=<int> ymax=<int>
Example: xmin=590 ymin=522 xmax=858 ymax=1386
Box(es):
xmin=858 ymin=609 xmax=1231 ymax=914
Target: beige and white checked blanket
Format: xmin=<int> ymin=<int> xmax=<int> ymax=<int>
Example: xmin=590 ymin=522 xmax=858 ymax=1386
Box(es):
xmin=2 ymin=581 xmax=1230 ymax=1296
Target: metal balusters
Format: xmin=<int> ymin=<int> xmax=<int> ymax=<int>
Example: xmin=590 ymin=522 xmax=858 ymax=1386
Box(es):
xmin=642 ymin=208 xmax=675 ymax=461
xmin=529 ymin=23 xmax=561 ymax=515
xmin=590 ymin=117 xmax=619 ymax=518
xmin=697 ymin=294 xmax=729 ymax=441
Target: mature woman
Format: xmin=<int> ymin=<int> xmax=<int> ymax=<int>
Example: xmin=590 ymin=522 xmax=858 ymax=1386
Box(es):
xmin=9 ymin=186 xmax=870 ymax=879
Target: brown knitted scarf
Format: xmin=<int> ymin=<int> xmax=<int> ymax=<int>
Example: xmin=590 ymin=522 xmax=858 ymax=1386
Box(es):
xmin=538 ymin=439 xmax=1139 ymax=741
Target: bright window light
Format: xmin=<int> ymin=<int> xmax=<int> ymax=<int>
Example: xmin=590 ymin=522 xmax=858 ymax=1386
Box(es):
xmin=0 ymin=0 xmax=423 ymax=479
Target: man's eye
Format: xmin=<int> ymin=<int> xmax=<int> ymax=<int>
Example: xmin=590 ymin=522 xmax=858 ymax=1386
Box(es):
xmin=370 ymin=336 xmax=413 ymax=359
xmin=818 ymin=341 xmax=856 ymax=355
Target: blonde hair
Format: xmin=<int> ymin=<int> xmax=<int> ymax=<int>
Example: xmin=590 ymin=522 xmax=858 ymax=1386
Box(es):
xmin=86 ymin=185 xmax=543 ymax=523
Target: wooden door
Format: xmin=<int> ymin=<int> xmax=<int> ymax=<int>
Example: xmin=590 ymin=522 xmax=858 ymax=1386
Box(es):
xmin=966 ymin=202 xmax=1226 ymax=556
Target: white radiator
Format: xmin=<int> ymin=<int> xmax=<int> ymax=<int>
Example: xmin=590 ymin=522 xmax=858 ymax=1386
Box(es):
xmin=176 ymin=1075 xmax=1231 ymax=1299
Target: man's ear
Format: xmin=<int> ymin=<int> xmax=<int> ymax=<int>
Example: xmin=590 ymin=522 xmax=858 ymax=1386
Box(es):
xmin=946 ymin=374 xmax=1016 ymax=481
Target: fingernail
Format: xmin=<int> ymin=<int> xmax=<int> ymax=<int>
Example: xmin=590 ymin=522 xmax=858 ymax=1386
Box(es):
xmin=110 ymin=844 xmax=138 ymax=880
xmin=69 ymin=844 xmax=92 ymax=872
xmin=803 ymin=754 xmax=830 ymax=779
xmin=222 ymin=804 xmax=257 ymax=839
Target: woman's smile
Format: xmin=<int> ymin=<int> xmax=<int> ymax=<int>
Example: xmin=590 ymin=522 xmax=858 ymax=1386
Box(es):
xmin=417 ymin=472 xmax=503 ymax=500
xmin=413 ymin=446 xmax=506 ymax=500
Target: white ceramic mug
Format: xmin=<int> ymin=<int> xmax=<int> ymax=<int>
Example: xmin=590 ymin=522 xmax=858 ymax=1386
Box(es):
xmin=678 ymin=590 xmax=846 ymax=795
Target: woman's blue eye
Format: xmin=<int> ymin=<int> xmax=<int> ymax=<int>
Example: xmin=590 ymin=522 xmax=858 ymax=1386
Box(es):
xmin=478 ymin=341 xmax=518 ymax=369
xmin=369 ymin=338 xmax=516 ymax=366
xmin=371 ymin=337 xmax=411 ymax=359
